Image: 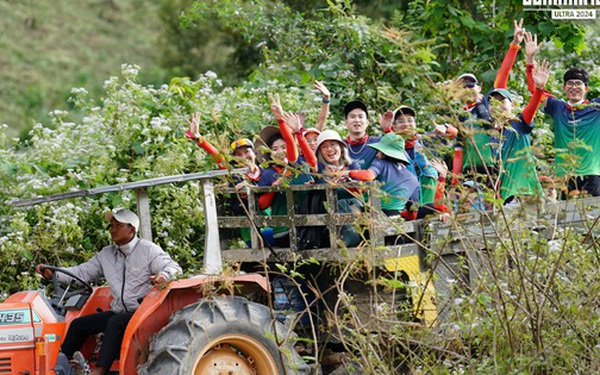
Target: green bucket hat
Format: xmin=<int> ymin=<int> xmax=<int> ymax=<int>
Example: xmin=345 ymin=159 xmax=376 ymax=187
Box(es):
xmin=368 ymin=133 xmax=410 ymax=164
xmin=489 ymin=88 xmax=513 ymax=102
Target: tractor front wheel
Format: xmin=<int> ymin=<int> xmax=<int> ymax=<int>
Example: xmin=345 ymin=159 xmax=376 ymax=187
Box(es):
xmin=140 ymin=296 xmax=311 ymax=375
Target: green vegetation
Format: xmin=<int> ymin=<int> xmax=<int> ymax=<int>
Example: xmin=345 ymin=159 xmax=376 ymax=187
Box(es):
xmin=0 ymin=0 xmax=168 ymax=138
xmin=1 ymin=0 xmax=600 ymax=372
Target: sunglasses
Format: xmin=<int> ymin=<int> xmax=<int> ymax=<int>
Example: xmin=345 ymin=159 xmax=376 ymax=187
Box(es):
xmin=463 ymin=82 xmax=476 ymax=89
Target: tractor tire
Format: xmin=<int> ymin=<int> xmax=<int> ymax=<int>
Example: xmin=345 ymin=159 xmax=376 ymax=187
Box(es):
xmin=140 ymin=295 xmax=311 ymax=375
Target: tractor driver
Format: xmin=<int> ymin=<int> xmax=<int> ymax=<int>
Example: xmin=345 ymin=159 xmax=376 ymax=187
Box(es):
xmin=36 ymin=208 xmax=182 ymax=375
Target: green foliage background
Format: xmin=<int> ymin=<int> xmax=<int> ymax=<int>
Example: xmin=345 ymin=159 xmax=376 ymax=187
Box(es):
xmin=1 ymin=0 xmax=600 ymax=372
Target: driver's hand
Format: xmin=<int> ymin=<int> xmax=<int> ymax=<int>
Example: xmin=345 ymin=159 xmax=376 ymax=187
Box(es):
xmin=36 ymin=264 xmax=53 ymax=279
xmin=150 ymin=273 xmax=168 ymax=286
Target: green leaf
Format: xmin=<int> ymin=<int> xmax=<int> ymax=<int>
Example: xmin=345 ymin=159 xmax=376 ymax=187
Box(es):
xmin=459 ymin=15 xmax=476 ymax=29
xmin=132 ymin=142 xmax=146 ymax=155
xmin=1 ymin=161 xmax=17 ymax=175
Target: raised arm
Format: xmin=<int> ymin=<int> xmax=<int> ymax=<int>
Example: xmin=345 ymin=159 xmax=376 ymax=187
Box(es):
xmin=524 ymin=32 xmax=553 ymax=106
xmin=282 ymin=112 xmax=317 ymax=169
xmin=314 ymin=80 xmax=330 ymax=131
xmin=269 ymin=93 xmax=285 ymax=122
xmin=524 ymin=32 xmax=542 ymax=94
xmin=185 ymin=112 xmax=226 ymax=169
xmin=269 ymin=94 xmax=299 ymax=164
xmin=379 ymin=110 xmax=394 ymax=133
xmin=522 ymin=60 xmax=551 ymax=124
xmin=494 ymin=19 xmax=525 ymax=89
xmin=433 ymin=120 xmax=458 ymax=139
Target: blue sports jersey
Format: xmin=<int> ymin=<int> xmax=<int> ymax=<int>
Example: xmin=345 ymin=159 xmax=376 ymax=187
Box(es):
xmin=346 ymin=135 xmax=382 ymax=170
xmin=368 ymin=158 xmax=419 ymax=211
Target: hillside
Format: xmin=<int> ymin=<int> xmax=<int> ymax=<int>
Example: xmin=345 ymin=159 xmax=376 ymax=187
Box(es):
xmin=0 ymin=0 xmax=167 ymax=138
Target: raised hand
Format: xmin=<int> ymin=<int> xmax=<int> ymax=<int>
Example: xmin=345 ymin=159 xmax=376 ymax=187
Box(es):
xmin=524 ymin=32 xmax=542 ymax=64
xmin=269 ymin=94 xmax=284 ymax=121
xmin=186 ymin=112 xmax=201 ymax=136
xmin=314 ymin=80 xmax=330 ymax=102
xmin=432 ymin=120 xmax=447 ymax=136
xmin=532 ymin=59 xmax=551 ymax=90
xmin=512 ymin=18 xmax=525 ymax=45
xmin=281 ymin=111 xmax=302 ymax=132
xmin=430 ymin=158 xmax=448 ymax=179
xmin=379 ymin=110 xmax=394 ymax=132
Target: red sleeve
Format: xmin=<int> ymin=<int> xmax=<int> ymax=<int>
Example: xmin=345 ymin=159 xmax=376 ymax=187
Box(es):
xmin=400 ymin=210 xmax=418 ymax=221
xmin=278 ymin=119 xmax=299 ymax=164
xmin=451 ymin=148 xmax=463 ymax=188
xmin=258 ymin=192 xmax=276 ymax=210
xmin=526 ymin=64 xmax=536 ymax=94
xmin=433 ymin=176 xmax=451 ymax=213
xmin=349 ymin=169 xmax=376 ymax=181
xmin=435 ymin=203 xmax=451 ymax=214
xmin=186 ymin=130 xmax=226 ymax=169
xmin=521 ymin=88 xmax=544 ymax=124
xmin=494 ymin=43 xmax=520 ymax=89
xmin=434 ymin=176 xmax=446 ymax=205
xmin=296 ymin=131 xmax=317 ymax=168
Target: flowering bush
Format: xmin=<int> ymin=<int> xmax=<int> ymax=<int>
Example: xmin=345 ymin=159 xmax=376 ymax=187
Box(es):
xmin=1 ymin=2 xmax=599 ymax=373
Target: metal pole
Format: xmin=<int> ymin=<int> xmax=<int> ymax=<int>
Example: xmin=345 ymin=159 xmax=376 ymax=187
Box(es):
xmin=135 ymin=187 xmax=153 ymax=241
xmin=202 ymin=180 xmax=222 ymax=274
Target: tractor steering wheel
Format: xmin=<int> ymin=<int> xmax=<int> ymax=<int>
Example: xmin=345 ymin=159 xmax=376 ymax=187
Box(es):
xmin=41 ymin=265 xmax=94 ymax=313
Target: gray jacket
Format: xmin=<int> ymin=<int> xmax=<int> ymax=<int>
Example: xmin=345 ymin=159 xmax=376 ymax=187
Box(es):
xmin=56 ymin=237 xmax=182 ymax=313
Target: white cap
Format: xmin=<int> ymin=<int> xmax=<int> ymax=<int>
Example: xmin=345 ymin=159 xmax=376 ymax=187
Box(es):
xmin=104 ymin=208 xmax=139 ymax=232
xmin=457 ymin=73 xmax=478 ymax=84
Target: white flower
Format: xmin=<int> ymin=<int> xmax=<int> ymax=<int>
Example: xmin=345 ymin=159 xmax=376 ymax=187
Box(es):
xmin=71 ymin=87 xmax=88 ymax=95
xmin=121 ymin=64 xmax=140 ymax=77
xmin=51 ymin=110 xmax=68 ymax=117
xmin=548 ymin=240 xmax=562 ymax=252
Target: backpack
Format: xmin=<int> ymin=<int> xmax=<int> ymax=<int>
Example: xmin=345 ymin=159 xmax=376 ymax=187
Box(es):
xmin=296 ymin=190 xmax=330 ymax=250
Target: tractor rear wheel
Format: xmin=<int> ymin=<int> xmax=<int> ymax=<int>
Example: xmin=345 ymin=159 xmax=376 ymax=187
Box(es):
xmin=140 ymin=296 xmax=311 ymax=375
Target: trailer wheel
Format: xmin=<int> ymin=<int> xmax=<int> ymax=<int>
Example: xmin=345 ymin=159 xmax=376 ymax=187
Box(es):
xmin=140 ymin=296 xmax=311 ymax=375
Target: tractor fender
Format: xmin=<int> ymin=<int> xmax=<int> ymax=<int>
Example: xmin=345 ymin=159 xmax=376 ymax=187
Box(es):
xmin=119 ymin=273 xmax=269 ymax=374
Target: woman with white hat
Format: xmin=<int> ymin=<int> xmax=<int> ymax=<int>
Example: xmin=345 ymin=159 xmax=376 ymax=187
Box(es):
xmin=291 ymin=128 xmax=363 ymax=247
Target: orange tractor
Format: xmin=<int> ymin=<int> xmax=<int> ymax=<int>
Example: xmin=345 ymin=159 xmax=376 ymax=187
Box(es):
xmin=4 ymin=170 xmax=312 ymax=374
